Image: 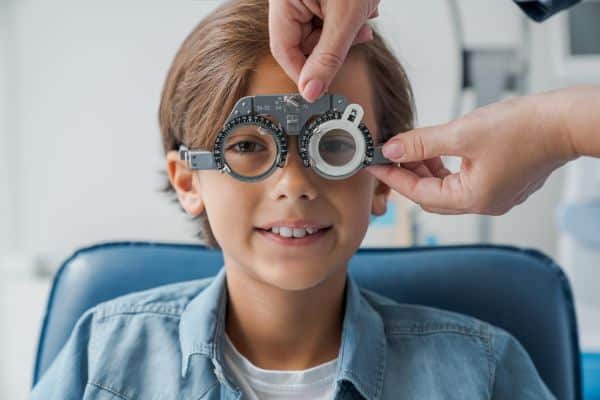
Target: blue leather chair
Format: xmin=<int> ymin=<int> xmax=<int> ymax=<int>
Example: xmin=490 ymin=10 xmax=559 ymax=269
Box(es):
xmin=33 ymin=241 xmax=582 ymax=399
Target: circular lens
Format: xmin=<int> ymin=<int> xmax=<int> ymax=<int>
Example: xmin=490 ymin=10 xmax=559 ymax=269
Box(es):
xmin=223 ymin=124 xmax=278 ymax=178
xmin=318 ymin=128 xmax=356 ymax=166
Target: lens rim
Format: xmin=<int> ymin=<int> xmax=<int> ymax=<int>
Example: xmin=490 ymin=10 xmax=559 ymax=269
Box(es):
xmin=309 ymin=120 xmax=366 ymax=179
xmin=301 ymin=111 xmax=374 ymax=180
xmin=214 ymin=115 xmax=287 ymax=182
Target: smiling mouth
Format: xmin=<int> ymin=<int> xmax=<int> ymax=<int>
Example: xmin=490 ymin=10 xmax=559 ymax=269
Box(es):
xmin=254 ymin=226 xmax=333 ymax=245
xmin=255 ymin=226 xmax=333 ymax=235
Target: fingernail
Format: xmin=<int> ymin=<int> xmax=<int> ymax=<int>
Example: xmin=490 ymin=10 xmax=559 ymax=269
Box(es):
xmin=302 ymin=79 xmax=324 ymax=103
xmin=383 ymin=142 xmax=404 ymax=159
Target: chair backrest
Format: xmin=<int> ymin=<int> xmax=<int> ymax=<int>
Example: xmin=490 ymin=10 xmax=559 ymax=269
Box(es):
xmin=33 ymin=241 xmax=582 ymax=399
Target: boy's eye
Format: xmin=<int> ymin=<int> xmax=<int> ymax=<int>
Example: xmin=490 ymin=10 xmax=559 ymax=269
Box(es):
xmin=318 ymin=132 xmax=356 ymax=166
xmin=227 ymin=141 xmax=267 ymax=153
xmin=320 ymin=138 xmax=355 ymax=153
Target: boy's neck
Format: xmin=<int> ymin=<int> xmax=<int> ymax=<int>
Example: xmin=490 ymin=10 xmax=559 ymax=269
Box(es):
xmin=224 ymin=265 xmax=347 ymax=371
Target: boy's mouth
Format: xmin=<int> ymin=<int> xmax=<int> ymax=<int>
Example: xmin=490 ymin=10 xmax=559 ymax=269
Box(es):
xmin=254 ymin=225 xmax=333 ymax=246
xmin=255 ymin=225 xmax=333 ymax=238
xmin=255 ymin=219 xmax=332 ymax=232
xmin=255 ymin=220 xmax=333 ymax=245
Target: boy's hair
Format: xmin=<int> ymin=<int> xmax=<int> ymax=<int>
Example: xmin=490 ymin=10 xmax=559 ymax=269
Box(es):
xmin=158 ymin=0 xmax=415 ymax=249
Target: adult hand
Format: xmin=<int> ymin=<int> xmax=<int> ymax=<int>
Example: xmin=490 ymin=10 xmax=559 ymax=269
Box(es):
xmin=269 ymin=0 xmax=380 ymax=102
xmin=367 ymin=86 xmax=600 ymax=215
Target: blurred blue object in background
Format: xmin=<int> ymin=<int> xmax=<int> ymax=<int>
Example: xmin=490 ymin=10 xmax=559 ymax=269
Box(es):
xmin=369 ymin=199 xmax=397 ymax=227
xmin=583 ymin=353 xmax=600 ymax=400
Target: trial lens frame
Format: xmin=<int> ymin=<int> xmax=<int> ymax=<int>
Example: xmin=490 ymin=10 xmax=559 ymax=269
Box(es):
xmin=178 ymin=93 xmax=393 ymax=182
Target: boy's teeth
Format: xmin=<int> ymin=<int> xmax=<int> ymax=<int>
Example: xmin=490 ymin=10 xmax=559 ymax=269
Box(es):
xmin=269 ymin=226 xmax=320 ymax=238
xmin=293 ymin=228 xmax=306 ymax=238
xmin=279 ymin=227 xmax=293 ymax=237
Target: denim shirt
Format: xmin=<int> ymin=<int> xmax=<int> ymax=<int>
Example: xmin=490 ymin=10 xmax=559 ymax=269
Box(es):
xmin=31 ymin=267 xmax=555 ymax=400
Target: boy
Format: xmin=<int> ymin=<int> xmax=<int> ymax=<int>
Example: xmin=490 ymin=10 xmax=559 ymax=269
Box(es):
xmin=32 ymin=0 xmax=555 ymax=398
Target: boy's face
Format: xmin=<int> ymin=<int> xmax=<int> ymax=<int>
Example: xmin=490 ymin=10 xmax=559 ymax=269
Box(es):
xmin=168 ymin=52 xmax=391 ymax=291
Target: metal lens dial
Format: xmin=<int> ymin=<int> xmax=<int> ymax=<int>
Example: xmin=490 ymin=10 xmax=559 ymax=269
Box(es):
xmin=223 ymin=123 xmax=278 ymax=179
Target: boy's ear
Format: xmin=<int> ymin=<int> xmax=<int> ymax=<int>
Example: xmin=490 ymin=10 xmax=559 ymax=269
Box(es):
xmin=371 ymin=178 xmax=392 ymax=217
xmin=166 ymin=150 xmax=205 ymax=217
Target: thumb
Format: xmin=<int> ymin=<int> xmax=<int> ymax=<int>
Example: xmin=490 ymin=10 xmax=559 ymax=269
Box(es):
xmin=298 ymin=19 xmax=367 ymax=102
xmin=382 ymin=124 xmax=461 ymax=162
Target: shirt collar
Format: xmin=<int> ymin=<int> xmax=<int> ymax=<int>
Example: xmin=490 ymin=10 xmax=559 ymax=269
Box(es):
xmin=179 ymin=267 xmax=228 ymax=378
xmin=335 ymin=273 xmax=387 ymax=400
xmin=178 ymin=267 xmax=387 ymax=400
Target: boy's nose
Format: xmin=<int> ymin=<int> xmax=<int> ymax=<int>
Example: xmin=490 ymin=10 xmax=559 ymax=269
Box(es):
xmin=268 ymin=136 xmax=319 ymax=201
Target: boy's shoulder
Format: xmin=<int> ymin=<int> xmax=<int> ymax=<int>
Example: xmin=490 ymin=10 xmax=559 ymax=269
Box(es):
xmin=358 ymin=289 xmax=554 ymax=398
xmin=359 ymin=287 xmax=530 ymax=381
xmin=89 ymin=275 xmax=216 ymax=322
xmin=359 ymin=287 xmax=498 ymax=339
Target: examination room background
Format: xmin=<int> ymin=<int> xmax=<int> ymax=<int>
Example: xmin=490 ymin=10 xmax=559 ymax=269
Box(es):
xmin=1 ymin=1 xmax=599 ymax=399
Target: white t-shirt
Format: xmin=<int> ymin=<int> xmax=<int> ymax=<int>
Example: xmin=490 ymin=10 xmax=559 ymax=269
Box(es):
xmin=223 ymin=333 xmax=339 ymax=400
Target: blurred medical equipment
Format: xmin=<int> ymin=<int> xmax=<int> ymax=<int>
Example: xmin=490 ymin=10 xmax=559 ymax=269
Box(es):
xmin=451 ymin=0 xmax=531 ymax=243
xmin=557 ymin=159 xmax=600 ymax=355
xmin=375 ymin=1 xmax=532 ymax=244
xmin=551 ymin=1 xmax=600 ymax=355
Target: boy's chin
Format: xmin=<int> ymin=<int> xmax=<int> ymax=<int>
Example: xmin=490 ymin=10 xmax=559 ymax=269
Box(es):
xmin=255 ymin=263 xmax=346 ymax=292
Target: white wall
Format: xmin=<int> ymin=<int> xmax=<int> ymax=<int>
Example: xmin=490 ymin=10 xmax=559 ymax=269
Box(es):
xmin=10 ymin=0 xmax=221 ymax=272
xmin=0 ymin=0 xmax=14 ymax=254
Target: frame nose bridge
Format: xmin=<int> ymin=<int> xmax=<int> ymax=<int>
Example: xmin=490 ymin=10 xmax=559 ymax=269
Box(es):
xmin=280 ymin=134 xmax=310 ymax=170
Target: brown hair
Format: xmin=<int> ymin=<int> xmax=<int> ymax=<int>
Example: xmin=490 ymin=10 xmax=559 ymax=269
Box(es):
xmin=158 ymin=0 xmax=415 ymax=249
